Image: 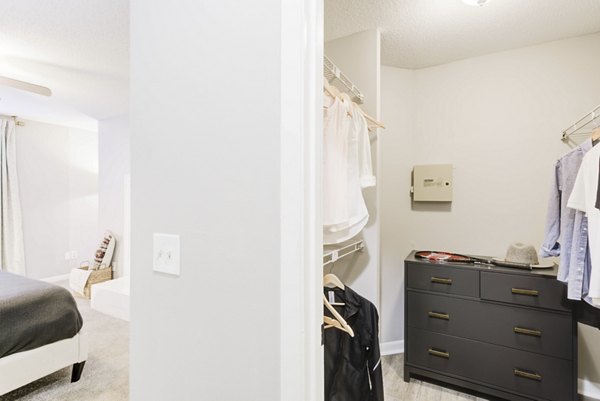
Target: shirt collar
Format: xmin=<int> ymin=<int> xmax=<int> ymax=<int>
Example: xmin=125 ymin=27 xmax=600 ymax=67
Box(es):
xmin=341 ymin=285 xmax=363 ymax=319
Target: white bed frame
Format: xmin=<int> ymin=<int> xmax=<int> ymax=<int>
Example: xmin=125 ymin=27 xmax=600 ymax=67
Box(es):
xmin=0 ymin=332 xmax=88 ymax=395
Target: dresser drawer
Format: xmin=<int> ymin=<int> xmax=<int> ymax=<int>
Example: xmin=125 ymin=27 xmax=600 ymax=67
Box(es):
xmin=407 ymin=328 xmax=573 ymax=401
xmin=407 ymin=291 xmax=573 ymax=359
xmin=406 ymin=263 xmax=479 ymax=297
xmin=481 ymin=272 xmax=570 ymax=312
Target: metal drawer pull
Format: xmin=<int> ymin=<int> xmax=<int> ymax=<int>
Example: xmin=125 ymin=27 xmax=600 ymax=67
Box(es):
xmin=511 ymin=288 xmax=539 ymax=296
xmin=431 ymin=277 xmax=453 ymax=285
xmin=514 ymin=327 xmax=542 ymax=337
xmin=513 ymin=368 xmax=542 ymax=381
xmin=428 ymin=311 xmax=450 ymax=320
xmin=428 ymin=348 xmax=450 ymax=359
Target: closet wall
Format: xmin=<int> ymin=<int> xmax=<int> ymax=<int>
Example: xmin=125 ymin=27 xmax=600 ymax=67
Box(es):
xmin=324 ymin=29 xmax=382 ymax=308
xmin=380 ymin=32 xmax=600 ymax=391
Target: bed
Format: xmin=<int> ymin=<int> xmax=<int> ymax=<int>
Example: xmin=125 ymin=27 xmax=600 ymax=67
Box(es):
xmin=0 ymin=271 xmax=87 ymax=396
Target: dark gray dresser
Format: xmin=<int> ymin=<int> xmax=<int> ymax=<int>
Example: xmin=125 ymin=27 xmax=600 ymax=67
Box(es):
xmin=404 ymin=251 xmax=577 ymax=401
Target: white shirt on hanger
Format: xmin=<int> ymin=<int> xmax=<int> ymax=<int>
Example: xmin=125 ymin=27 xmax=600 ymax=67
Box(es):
xmin=568 ymin=144 xmax=600 ymax=306
xmin=323 ymin=93 xmax=376 ymax=245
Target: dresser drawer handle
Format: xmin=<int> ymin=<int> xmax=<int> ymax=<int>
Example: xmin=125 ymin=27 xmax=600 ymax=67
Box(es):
xmin=514 ymin=327 xmax=542 ymax=337
xmin=428 ymin=311 xmax=450 ymax=320
xmin=428 ymin=348 xmax=450 ymax=359
xmin=514 ymin=368 xmax=542 ymax=381
xmin=431 ymin=277 xmax=453 ymax=285
xmin=511 ymin=288 xmax=539 ymax=296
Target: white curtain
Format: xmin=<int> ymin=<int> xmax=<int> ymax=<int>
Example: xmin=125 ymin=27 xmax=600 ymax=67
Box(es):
xmin=0 ymin=119 xmax=26 ymax=275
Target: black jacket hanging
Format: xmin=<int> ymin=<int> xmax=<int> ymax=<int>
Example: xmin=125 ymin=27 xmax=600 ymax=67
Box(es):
xmin=323 ymin=285 xmax=384 ymax=401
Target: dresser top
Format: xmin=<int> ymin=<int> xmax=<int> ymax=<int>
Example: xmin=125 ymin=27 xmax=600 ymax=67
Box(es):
xmin=405 ymin=250 xmax=559 ymax=279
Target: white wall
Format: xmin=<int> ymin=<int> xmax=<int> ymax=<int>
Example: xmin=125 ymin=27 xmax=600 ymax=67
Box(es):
xmin=16 ymin=119 xmax=98 ymax=279
xmin=380 ymin=67 xmax=415 ymax=346
xmin=380 ymin=32 xmax=600 ymax=386
xmin=98 ymin=115 xmax=130 ymax=277
xmin=130 ymin=1 xmax=282 ymax=400
xmin=325 ymin=29 xmax=382 ymax=308
xmin=68 ymin=127 xmax=99 ymax=272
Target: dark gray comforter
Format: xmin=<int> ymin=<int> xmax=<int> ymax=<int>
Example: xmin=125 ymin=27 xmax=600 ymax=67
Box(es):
xmin=0 ymin=272 xmax=83 ymax=358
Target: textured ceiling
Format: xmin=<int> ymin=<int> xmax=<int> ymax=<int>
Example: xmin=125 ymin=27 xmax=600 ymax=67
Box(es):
xmin=0 ymin=0 xmax=128 ymax=130
xmin=325 ymin=0 xmax=600 ymax=69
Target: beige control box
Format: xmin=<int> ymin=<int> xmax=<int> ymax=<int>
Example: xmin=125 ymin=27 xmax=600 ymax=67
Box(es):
xmin=412 ymin=164 xmax=453 ymax=202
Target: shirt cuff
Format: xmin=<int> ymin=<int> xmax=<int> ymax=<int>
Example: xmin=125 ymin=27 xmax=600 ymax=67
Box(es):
xmin=539 ymin=242 xmax=560 ymax=258
xmin=567 ymin=200 xmax=586 ymax=212
xmin=361 ymin=175 xmax=376 ymax=188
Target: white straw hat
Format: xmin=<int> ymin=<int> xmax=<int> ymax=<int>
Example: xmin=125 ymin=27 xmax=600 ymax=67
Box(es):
xmin=493 ymin=242 xmax=554 ymax=269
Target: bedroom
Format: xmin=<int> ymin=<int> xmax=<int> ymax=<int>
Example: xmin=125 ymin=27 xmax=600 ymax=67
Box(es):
xmin=2 ymin=1 xmax=600 ymax=401
xmin=0 ymin=1 xmax=130 ymax=400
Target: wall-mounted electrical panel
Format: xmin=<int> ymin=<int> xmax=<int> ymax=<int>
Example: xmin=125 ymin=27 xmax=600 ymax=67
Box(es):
xmin=412 ymin=164 xmax=453 ymax=202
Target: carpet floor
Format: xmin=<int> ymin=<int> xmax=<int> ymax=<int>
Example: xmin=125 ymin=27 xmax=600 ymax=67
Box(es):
xmin=0 ymin=290 xmax=129 ymax=401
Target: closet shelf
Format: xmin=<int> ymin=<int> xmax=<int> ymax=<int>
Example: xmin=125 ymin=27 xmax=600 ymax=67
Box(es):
xmin=562 ymin=104 xmax=600 ymax=141
xmin=324 ymin=55 xmax=364 ymax=104
xmin=323 ymin=240 xmax=364 ymax=267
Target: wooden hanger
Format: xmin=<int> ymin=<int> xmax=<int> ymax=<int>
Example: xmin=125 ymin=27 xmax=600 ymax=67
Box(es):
xmin=323 ymin=273 xmax=345 ymax=289
xmin=323 ymin=80 xmax=342 ymax=100
xmin=324 ymin=81 xmax=386 ymax=130
xmin=323 ymin=294 xmax=354 ymax=337
xmin=362 ymin=112 xmax=386 ymax=130
xmin=322 ymin=273 xmax=353 ymax=336
xmin=591 ymin=126 xmax=600 ymax=142
xmin=324 ymin=316 xmax=350 ymax=333
xmin=323 ymin=273 xmax=345 ymax=306
xmin=344 ymin=94 xmax=385 ymax=130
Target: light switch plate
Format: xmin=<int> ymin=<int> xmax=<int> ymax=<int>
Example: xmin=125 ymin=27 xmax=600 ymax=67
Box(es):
xmin=153 ymin=233 xmax=180 ymax=276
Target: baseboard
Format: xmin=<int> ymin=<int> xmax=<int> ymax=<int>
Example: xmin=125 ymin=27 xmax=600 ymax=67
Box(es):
xmin=381 ymin=340 xmax=404 ymax=356
xmin=39 ymin=274 xmax=70 ymax=283
xmin=579 ymin=379 xmax=600 ymax=400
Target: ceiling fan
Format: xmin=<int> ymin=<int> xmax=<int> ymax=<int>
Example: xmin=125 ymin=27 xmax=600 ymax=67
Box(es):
xmin=0 ymin=75 xmax=51 ymax=96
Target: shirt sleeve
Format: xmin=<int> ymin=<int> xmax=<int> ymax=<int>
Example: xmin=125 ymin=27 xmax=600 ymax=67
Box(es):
xmin=357 ymin=111 xmax=376 ymax=188
xmin=540 ymin=161 xmax=561 ymax=257
xmin=568 ymin=159 xmax=588 ymax=212
xmin=367 ymin=305 xmax=384 ymax=401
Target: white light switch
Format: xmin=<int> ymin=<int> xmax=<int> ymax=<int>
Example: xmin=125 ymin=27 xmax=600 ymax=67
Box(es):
xmin=153 ymin=233 xmax=180 ymax=276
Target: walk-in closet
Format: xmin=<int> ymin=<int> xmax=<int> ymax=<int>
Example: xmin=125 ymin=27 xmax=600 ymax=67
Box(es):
xmin=322 ymin=1 xmax=600 ymax=400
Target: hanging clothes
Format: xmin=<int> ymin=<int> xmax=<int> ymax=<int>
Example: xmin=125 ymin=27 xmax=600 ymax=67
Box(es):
xmin=323 ymin=285 xmax=383 ymax=401
xmin=323 ymin=93 xmax=375 ymax=245
xmin=568 ymin=143 xmax=600 ymax=308
xmin=541 ymin=139 xmax=592 ymax=303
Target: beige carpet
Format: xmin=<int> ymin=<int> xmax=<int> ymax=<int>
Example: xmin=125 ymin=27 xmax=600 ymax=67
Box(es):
xmin=0 ymin=289 xmax=129 ymax=401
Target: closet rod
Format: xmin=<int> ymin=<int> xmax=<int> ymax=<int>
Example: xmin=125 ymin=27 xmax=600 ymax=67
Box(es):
xmin=323 ymin=240 xmax=364 ymax=266
xmin=562 ymin=104 xmax=600 ymax=141
xmin=324 ymin=55 xmax=364 ymax=104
